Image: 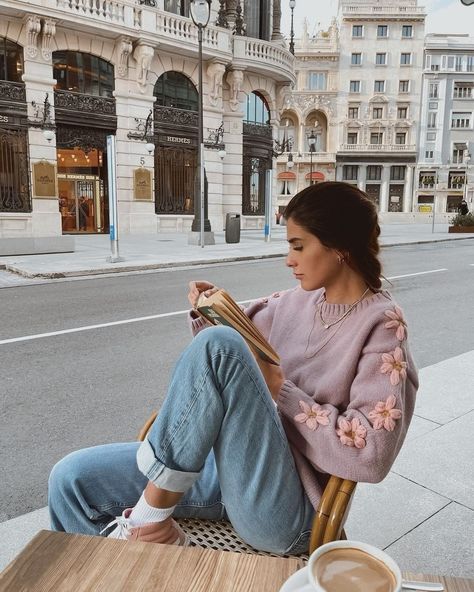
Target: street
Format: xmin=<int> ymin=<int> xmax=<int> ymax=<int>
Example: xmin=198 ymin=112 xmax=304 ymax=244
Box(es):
xmin=1 ymin=239 xmax=473 ymax=523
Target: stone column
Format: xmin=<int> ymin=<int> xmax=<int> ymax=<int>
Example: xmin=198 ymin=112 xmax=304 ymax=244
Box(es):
xmin=23 ymin=16 xmax=63 ymax=239
xmin=403 ymin=165 xmax=414 ymax=212
xmin=357 ymin=164 xmax=366 ymax=192
xmin=271 ymin=0 xmax=283 ymax=40
xmin=380 ymin=165 xmax=390 ymax=213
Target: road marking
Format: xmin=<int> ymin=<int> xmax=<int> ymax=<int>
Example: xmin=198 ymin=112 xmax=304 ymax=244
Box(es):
xmin=386 ymin=268 xmax=447 ymax=280
xmin=0 ymin=299 xmax=255 ymax=346
xmin=0 ymin=269 xmax=448 ymax=345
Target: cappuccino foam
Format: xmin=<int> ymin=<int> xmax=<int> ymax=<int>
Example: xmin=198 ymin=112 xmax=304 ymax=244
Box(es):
xmin=313 ymin=547 xmax=396 ymax=592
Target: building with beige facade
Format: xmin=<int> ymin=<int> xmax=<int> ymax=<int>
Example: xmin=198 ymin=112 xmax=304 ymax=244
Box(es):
xmin=0 ymin=0 xmax=295 ymax=253
xmin=277 ymin=0 xmax=429 ymax=222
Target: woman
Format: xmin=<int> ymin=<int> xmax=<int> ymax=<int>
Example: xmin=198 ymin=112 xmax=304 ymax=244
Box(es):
xmin=49 ymin=182 xmax=418 ymax=554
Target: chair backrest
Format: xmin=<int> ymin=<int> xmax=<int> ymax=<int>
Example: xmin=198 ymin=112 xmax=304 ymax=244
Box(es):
xmin=138 ymin=412 xmax=356 ymax=555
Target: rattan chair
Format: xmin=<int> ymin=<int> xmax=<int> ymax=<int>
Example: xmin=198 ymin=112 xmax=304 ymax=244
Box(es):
xmin=138 ymin=412 xmax=356 ymax=558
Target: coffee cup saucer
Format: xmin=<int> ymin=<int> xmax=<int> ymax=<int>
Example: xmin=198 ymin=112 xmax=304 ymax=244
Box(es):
xmin=279 ymin=565 xmax=312 ymax=592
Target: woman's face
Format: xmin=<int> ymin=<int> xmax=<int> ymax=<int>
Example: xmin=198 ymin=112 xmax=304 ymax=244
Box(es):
xmin=286 ymin=218 xmax=342 ymax=291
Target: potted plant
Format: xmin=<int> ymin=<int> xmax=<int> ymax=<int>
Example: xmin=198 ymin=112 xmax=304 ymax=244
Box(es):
xmin=448 ymin=212 xmax=474 ymax=233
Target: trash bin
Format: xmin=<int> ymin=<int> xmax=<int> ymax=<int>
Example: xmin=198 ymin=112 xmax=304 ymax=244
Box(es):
xmin=225 ymin=213 xmax=241 ymax=243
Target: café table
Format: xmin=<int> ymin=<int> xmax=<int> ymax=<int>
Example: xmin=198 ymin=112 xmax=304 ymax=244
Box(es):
xmin=0 ymin=530 xmax=472 ymax=591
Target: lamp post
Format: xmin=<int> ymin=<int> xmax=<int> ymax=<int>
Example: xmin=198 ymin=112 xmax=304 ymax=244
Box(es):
xmin=289 ymin=0 xmax=296 ymax=55
xmin=308 ymin=130 xmax=316 ymax=185
xmin=189 ymin=0 xmax=214 ymax=247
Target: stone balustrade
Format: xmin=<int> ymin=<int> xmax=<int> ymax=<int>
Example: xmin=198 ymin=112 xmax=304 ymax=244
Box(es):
xmin=233 ymin=37 xmax=295 ymax=83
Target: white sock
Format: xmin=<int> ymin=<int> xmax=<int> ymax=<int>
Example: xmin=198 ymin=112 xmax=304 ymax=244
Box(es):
xmin=129 ymin=492 xmax=176 ymax=526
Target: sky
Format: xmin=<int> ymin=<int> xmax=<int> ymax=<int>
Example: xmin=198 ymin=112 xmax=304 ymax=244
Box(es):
xmin=280 ymin=0 xmax=474 ymax=38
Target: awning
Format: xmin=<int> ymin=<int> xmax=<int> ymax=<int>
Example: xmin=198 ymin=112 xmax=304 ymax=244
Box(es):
xmin=305 ymin=171 xmax=325 ymax=181
xmin=277 ymin=171 xmax=297 ymax=180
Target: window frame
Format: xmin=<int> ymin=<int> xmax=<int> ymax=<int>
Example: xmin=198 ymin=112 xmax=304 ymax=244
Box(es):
xmin=377 ymin=25 xmax=388 ymax=38
xmin=349 ymin=80 xmax=361 ymax=93
xmin=351 ymin=53 xmax=362 ymax=66
xmin=401 ymin=25 xmax=413 ymax=38
xmin=399 ymin=80 xmax=410 ymax=93
xmin=374 ymin=80 xmax=385 ymax=93
xmin=352 ymin=25 xmax=363 ymax=38
xmin=375 ymin=53 xmax=387 ymax=66
xmin=400 ymin=52 xmax=412 ymax=66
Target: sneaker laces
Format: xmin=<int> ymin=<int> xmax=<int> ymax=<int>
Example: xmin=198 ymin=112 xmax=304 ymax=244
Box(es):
xmin=100 ymin=514 xmax=131 ymax=538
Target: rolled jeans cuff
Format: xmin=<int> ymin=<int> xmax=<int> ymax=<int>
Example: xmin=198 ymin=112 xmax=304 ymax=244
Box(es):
xmin=136 ymin=438 xmax=200 ymax=493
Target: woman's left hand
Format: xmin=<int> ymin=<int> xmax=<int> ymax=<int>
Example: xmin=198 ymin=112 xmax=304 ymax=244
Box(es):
xmin=254 ymin=357 xmax=285 ymax=401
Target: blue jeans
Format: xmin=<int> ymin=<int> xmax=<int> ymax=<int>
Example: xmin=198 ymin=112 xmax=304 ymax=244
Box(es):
xmin=48 ymin=326 xmax=314 ymax=554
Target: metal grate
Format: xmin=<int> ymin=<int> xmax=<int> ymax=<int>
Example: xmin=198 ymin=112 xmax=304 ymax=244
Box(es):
xmin=0 ymin=127 xmax=31 ymax=212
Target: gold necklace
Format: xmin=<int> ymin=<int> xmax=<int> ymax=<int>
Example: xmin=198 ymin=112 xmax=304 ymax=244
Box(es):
xmin=318 ymin=287 xmax=371 ymax=330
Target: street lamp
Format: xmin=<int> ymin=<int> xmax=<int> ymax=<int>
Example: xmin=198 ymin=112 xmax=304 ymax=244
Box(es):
xmin=464 ymin=150 xmax=471 ymax=207
xmin=308 ymin=130 xmax=316 ymax=185
xmin=189 ymin=0 xmax=214 ymax=247
xmin=289 ymin=0 xmax=296 ymax=55
xmin=287 ymin=153 xmax=294 ymax=169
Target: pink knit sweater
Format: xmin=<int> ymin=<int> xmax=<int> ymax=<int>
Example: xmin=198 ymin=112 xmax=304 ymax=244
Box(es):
xmin=190 ymin=287 xmax=418 ymax=510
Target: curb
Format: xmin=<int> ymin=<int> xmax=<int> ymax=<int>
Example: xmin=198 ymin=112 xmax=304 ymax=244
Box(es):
xmin=3 ymin=235 xmax=474 ymax=280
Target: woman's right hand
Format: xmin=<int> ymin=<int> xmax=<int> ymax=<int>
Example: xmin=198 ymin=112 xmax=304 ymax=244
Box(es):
xmin=188 ymin=281 xmax=220 ymax=309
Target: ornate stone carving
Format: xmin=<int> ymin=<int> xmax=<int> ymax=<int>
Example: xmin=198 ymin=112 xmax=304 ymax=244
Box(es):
xmin=41 ymin=18 xmax=56 ymax=61
xmin=133 ymin=43 xmax=154 ymax=93
xmin=216 ymin=0 xmax=229 ymax=27
xmin=276 ymin=83 xmax=292 ymax=111
xmin=154 ymin=105 xmax=198 ymax=127
xmin=207 ymin=62 xmax=226 ymax=107
xmin=56 ymin=126 xmax=110 ymax=153
xmin=284 ymin=94 xmax=334 ymax=118
xmin=117 ymin=37 xmax=133 ymax=78
xmin=0 ymin=81 xmax=27 ymax=103
xmin=226 ymin=69 xmax=244 ymax=111
xmin=54 ymin=90 xmax=116 ymax=115
xmin=24 ymin=15 xmax=41 ymax=59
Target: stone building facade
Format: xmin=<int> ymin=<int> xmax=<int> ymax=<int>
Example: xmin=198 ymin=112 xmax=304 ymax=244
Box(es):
xmin=276 ymin=0 xmax=428 ymax=222
xmin=416 ymin=34 xmax=474 ymax=219
xmin=0 ymin=0 xmax=294 ymax=251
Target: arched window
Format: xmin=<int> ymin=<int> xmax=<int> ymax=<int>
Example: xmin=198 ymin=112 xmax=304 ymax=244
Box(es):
xmin=245 ymin=92 xmax=270 ymax=125
xmin=0 ymin=38 xmax=23 ymax=82
xmin=154 ymin=72 xmax=198 ymax=111
xmin=53 ymin=51 xmax=114 ymax=97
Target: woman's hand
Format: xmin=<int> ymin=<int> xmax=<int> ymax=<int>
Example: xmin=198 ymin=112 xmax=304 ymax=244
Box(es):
xmin=188 ymin=281 xmax=220 ymax=309
xmin=255 ymin=357 xmax=285 ymax=401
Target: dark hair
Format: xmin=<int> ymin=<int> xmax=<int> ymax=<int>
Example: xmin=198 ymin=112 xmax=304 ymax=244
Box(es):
xmin=284 ymin=182 xmax=382 ymax=290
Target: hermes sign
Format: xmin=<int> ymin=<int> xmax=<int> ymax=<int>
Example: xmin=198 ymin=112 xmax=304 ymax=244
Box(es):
xmin=33 ymin=161 xmax=57 ymax=198
xmin=134 ymin=168 xmax=152 ymax=201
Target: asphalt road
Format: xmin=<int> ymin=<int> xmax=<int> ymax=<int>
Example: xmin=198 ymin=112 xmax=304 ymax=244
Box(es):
xmin=1 ymin=239 xmax=473 ymax=521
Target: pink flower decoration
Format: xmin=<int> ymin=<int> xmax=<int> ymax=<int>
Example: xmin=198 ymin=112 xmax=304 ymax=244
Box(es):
xmin=380 ymin=347 xmax=407 ymax=386
xmin=294 ymin=400 xmax=330 ymax=431
xmin=384 ymin=307 xmax=407 ymax=341
xmin=368 ymin=395 xmax=402 ymax=431
xmin=336 ymin=417 xmax=367 ymax=448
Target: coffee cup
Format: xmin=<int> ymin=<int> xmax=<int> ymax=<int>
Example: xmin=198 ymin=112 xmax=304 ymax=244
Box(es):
xmin=305 ymin=540 xmax=402 ymax=592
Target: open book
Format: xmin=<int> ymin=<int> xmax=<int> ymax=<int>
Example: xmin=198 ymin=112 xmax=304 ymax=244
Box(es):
xmin=195 ymin=289 xmax=280 ymax=365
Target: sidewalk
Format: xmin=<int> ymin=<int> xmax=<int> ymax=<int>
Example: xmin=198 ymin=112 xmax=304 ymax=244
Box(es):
xmin=0 ymin=223 xmax=473 ymax=279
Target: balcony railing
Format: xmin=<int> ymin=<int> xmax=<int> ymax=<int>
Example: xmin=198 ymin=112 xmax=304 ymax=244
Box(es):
xmin=233 ymin=37 xmax=295 ymax=84
xmin=340 ymin=143 xmax=416 ymax=152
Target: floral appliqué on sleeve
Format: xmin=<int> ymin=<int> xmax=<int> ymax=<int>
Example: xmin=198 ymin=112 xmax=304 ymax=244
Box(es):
xmin=368 ymin=395 xmax=402 ymax=431
xmin=380 ymin=346 xmax=407 ymax=386
xmin=384 ymin=307 xmax=407 ymax=341
xmin=336 ymin=418 xmax=367 ymax=448
xmin=294 ymin=401 xmax=330 ymax=431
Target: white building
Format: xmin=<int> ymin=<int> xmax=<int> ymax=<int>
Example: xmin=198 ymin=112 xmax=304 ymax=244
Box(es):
xmin=275 ymin=19 xmax=340 ymax=214
xmin=416 ymin=34 xmax=474 ymax=219
xmin=0 ymin=0 xmax=295 ymax=253
xmin=336 ymin=0 xmax=425 ymax=219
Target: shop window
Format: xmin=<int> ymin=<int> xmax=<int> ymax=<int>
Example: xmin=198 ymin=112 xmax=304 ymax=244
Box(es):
xmin=0 ymin=38 xmax=24 ymax=82
xmin=447 ymin=196 xmax=462 ymax=212
xmin=53 ymin=51 xmax=114 ymax=97
xmin=154 ymin=71 xmax=198 ymax=111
